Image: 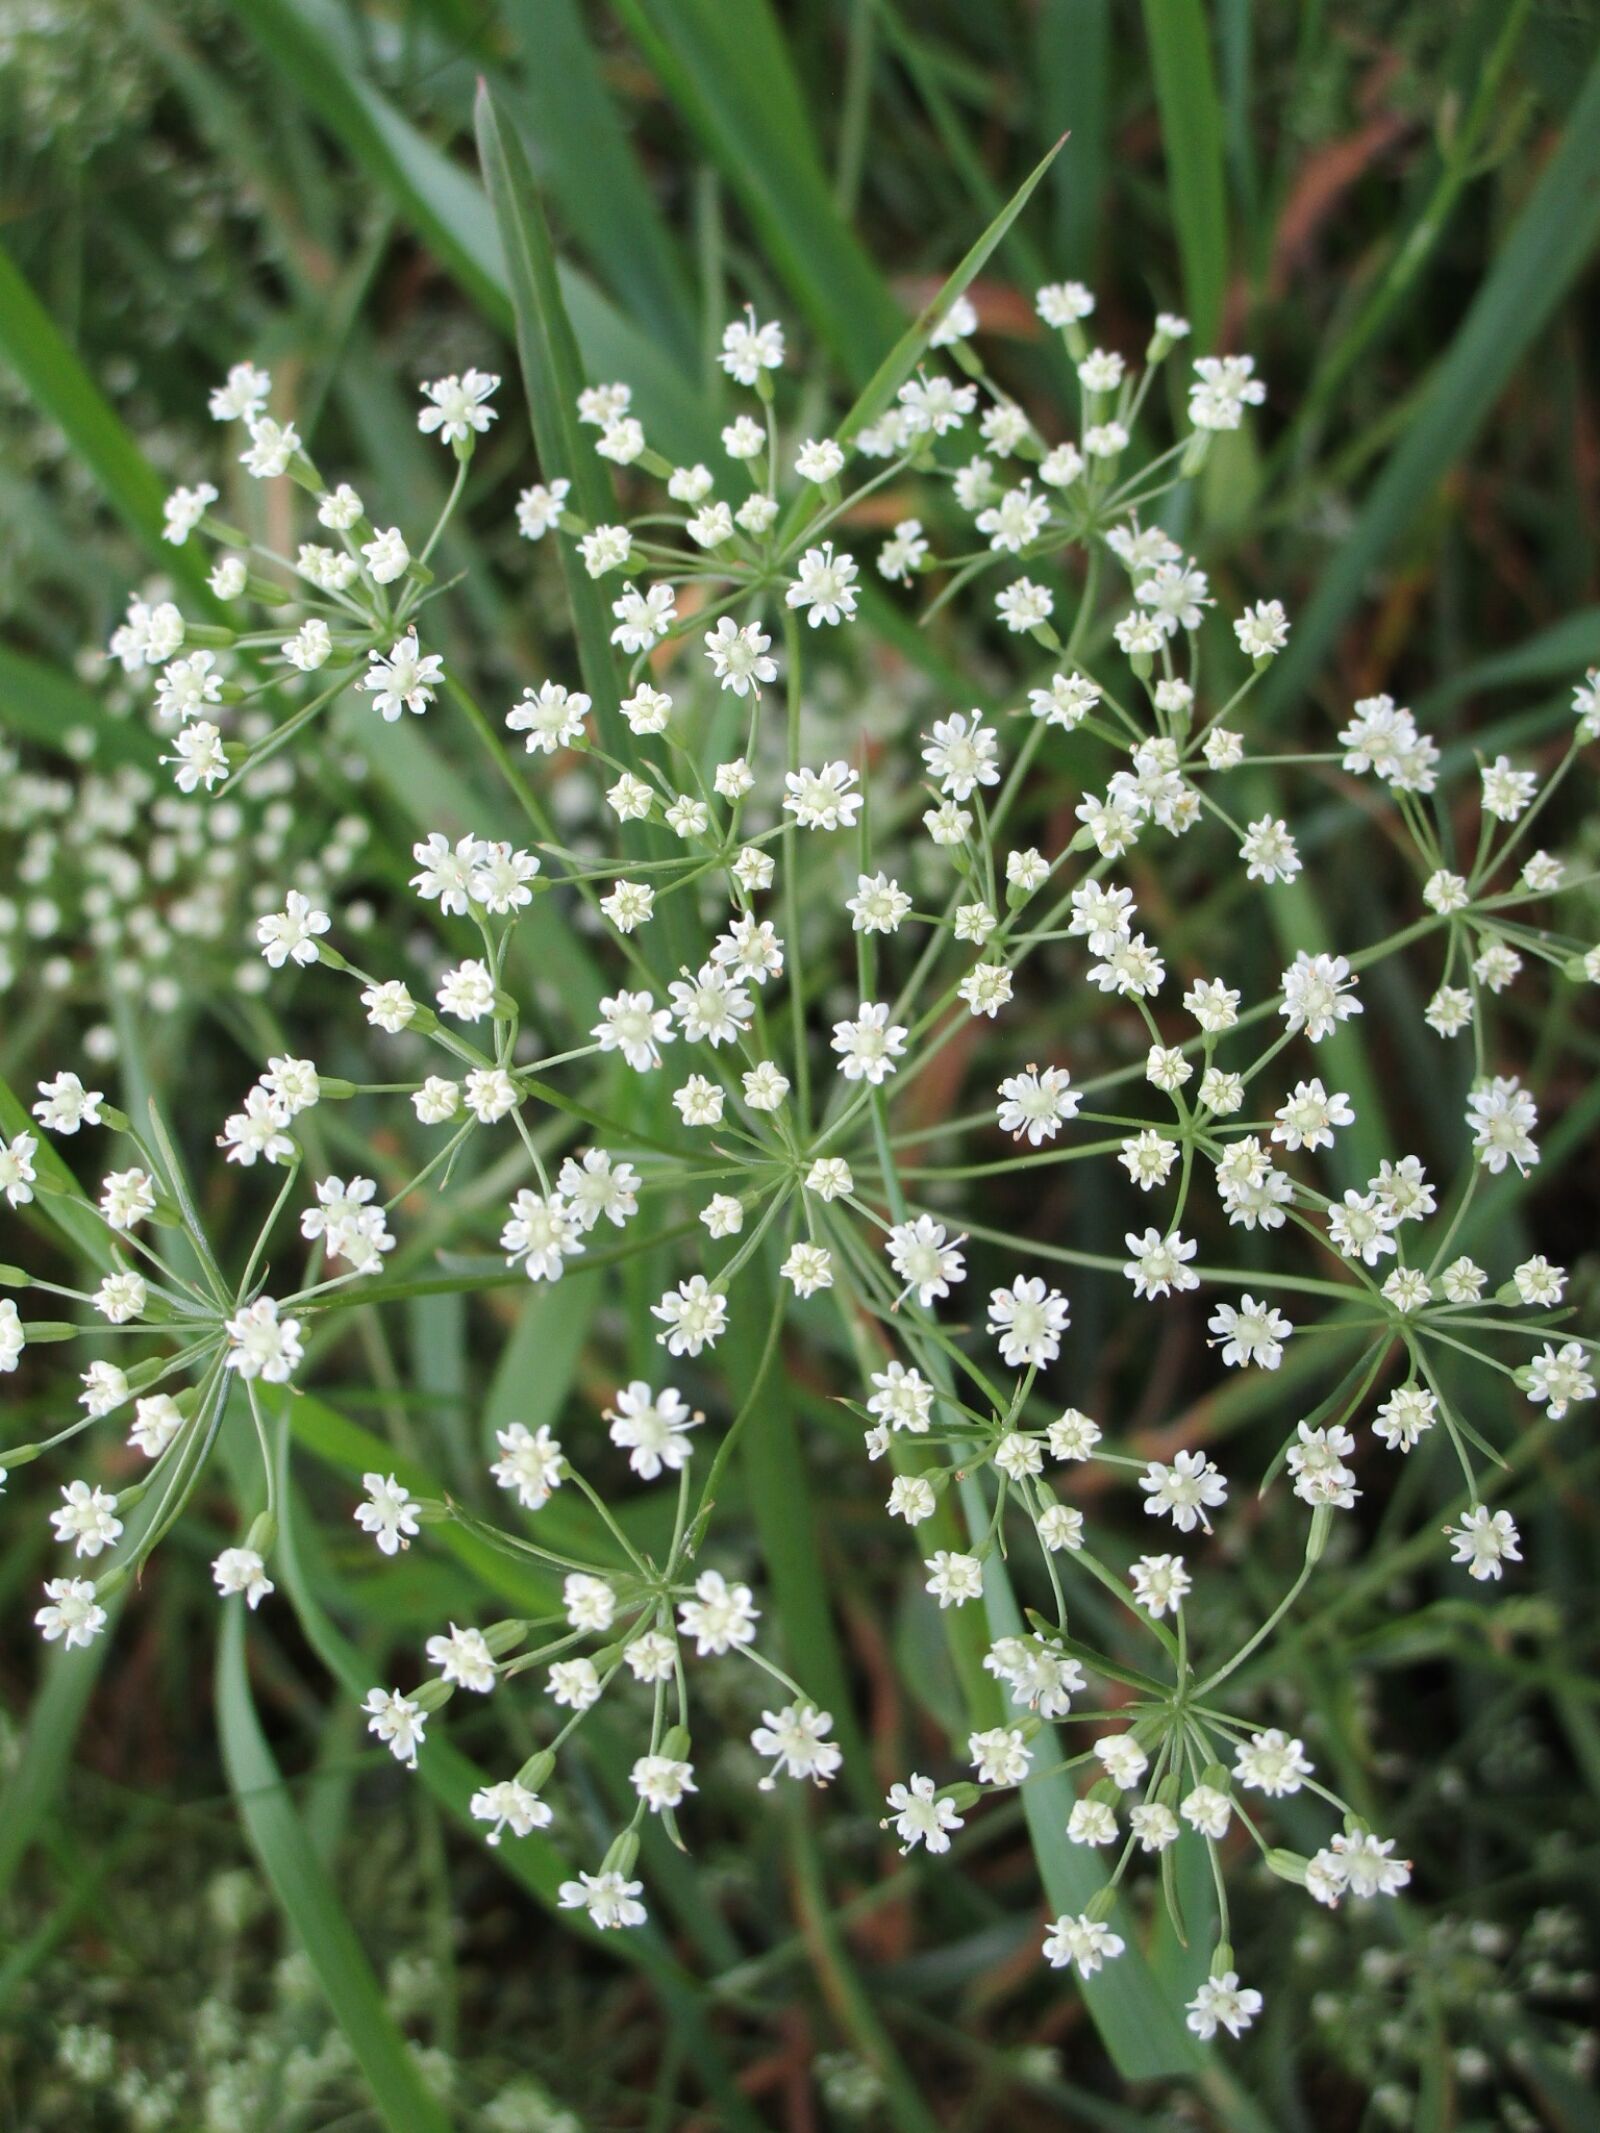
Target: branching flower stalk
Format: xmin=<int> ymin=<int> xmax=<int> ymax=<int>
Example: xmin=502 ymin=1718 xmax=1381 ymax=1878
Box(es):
xmin=3 ymin=275 xmax=1597 ymax=2036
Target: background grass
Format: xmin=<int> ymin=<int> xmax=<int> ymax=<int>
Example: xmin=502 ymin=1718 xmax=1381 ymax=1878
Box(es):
xmin=3 ymin=4 xmax=1599 ymax=2127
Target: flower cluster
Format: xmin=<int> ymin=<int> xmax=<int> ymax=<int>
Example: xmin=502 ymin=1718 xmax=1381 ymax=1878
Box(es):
xmin=4 ymin=271 xmax=1596 ymax=2038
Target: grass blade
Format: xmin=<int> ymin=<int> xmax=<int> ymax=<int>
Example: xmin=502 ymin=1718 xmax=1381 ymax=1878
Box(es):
xmin=215 ymin=1605 xmax=455 ymax=2133
xmin=610 ymin=0 xmax=905 ymax=384
xmin=1036 ymin=0 xmax=1111 ymax=280
xmin=1140 ymin=0 xmax=1229 ymax=345
xmin=499 ymin=0 xmax=697 ymax=366
xmin=1260 ymin=41 xmax=1600 ymax=721
xmin=0 ymin=242 xmax=211 ymax=604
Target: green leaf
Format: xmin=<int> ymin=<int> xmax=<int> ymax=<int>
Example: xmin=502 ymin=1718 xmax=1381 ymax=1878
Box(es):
xmin=1037 ymin=0 xmax=1112 ymax=279
xmin=0 ymin=241 xmax=212 ymax=604
xmin=1141 ymin=0 xmax=1229 ymax=347
xmin=1260 ymin=40 xmax=1600 ymax=721
xmin=610 ymin=0 xmax=905 ymax=384
xmin=499 ymin=0 xmax=697 ymax=366
xmin=474 ymin=83 xmax=626 ymax=734
xmin=215 ymin=1605 xmax=456 ymax=2133
xmin=267 ymin=1425 xmax=770 ymax=2133
xmin=228 ymin=0 xmax=716 ymax=460
xmin=0 ymin=647 xmax=159 ymax=766
xmin=834 ymin=132 xmax=1066 ymax=448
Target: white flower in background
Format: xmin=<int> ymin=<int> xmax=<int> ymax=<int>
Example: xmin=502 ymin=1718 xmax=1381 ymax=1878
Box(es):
xmin=417 ymin=369 xmax=499 ymax=444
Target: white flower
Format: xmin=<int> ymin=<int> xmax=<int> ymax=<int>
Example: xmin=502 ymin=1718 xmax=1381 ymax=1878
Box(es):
xmin=355 ymin=1473 xmax=420 ymax=1556
xmin=610 ymin=581 xmax=677 ymax=655
xmin=507 ymin=680 xmax=590 ymax=754
xmin=594 ymin=989 xmax=674 ymax=1072
xmin=1048 ymin=1409 xmax=1100 ymax=1461
xmin=1 ymin=1131 xmax=39 ymax=1208
xmin=703 ymin=616 xmax=776 ymax=696
xmin=577 ymin=381 xmax=631 ymax=427
xmin=1186 ymin=1971 xmax=1262 ymax=2041
xmin=36 ymin=1577 xmax=107 ymax=1649
xmin=886 ymin=1216 xmax=966 ymax=1308
xmin=670 ymin=963 xmax=753 ymax=1046
xmin=1466 ymin=1074 xmax=1539 ymax=1175
xmin=898 ymin=373 xmax=977 ymax=436
xmin=437 ymin=958 xmax=497 ymax=1022
xmin=241 ymin=415 xmax=300 ymax=478
xmin=1181 ymin=1783 xmax=1232 ymax=1839
xmin=878 ymin=518 xmax=929 ymax=582
xmin=1130 ymin=1553 xmax=1190 ymax=1618
xmin=209 ymin=361 xmax=271 ymax=423
xmin=1123 ymin=1228 xmax=1199 ymax=1299
xmin=79 ymin=1362 xmax=129 ymax=1417
xmin=1446 ymin=1505 xmax=1521 ymax=1582
xmin=632 ymin=1753 xmax=696 ymax=1812
xmin=1480 ymin=754 xmax=1537 ymax=822
xmin=959 ymin=963 xmax=1013 ymax=1018
xmin=1240 ymin=815 xmax=1300 ymax=883
xmin=34 ymin=1071 xmax=104 ymax=1135
xmin=516 ymin=478 xmax=569 ymax=539
xmin=93 ymin=1272 xmax=146 ymax=1325
xmin=781 ymin=1242 xmax=833 ymax=1296
xmin=564 ymin=1573 xmax=616 ymax=1633
xmin=500 ymin=1190 xmax=584 ymax=1283
xmin=470 ymin=1778 xmax=552 ymax=1844
xmin=1524 ymin=1342 xmax=1594 ymax=1419
xmin=673 ymin=1075 xmax=724 ymax=1126
xmin=579 ymin=524 xmax=632 ymax=576
xmin=558 ymin=1871 xmax=646 ymax=1931
xmin=1043 ymin=1914 xmax=1125 ymax=1975
xmin=1067 ymin=1798 xmax=1117 ymax=1846
xmin=678 ymin=1568 xmax=757 ymax=1654
xmin=922 ymin=712 xmax=999 ymax=800
xmin=1373 ymin=1386 xmax=1436 ymax=1453
xmin=752 ymin=1704 xmax=843 ymax=1789
xmin=213 ymin=1547 xmax=274 ymax=1610
xmin=51 ymin=1480 xmax=123 ymax=1559
xmin=969 ymin=1726 xmax=1032 ymax=1786
xmin=1280 ymin=950 xmax=1362 ymax=1041
xmin=783 ymin=761 xmax=862 ymax=830
xmin=417 ymin=368 xmax=499 ymax=444
xmin=719 ymin=306 xmax=785 ymax=385
xmin=977 ymin=480 xmax=1049 ymax=555
xmin=888 ymin=1475 xmax=937 ymax=1525
xmin=885 ymin=1773 xmax=963 ymax=1854
xmin=362 ymin=980 xmax=417 ymax=1033
xmin=995 ymin=577 xmax=1053 ymax=631
xmin=413 ymin=1078 xmax=460 ymax=1126
xmin=490 ymin=1422 xmax=565 ymax=1509
xmin=363 ymin=1687 xmax=426 ymax=1768
xmin=1188 ymin=353 xmax=1266 ymax=431
xmin=1273 ymin=1077 xmax=1353 ymax=1152
xmin=1234 ymin=600 xmax=1290 ymax=658
xmin=652 ymin=1274 xmax=728 ymax=1356
xmin=786 ymin=542 xmax=858 ymax=626
xmin=1207 ymin=1295 xmax=1292 ymax=1370
xmin=986 ymin=1275 xmax=1069 ymax=1368
xmin=1141 ymin=1450 xmax=1228 ymax=1534
xmin=607 ymin=1381 xmax=698 ymax=1479
xmin=360 ymin=629 xmax=443 ymax=721
xmin=224 ymin=1297 xmax=302 ymax=1382
xmin=256 ymin=890 xmax=329 ymax=969
xmin=1234 ymin=1728 xmax=1312 ymax=1796
xmin=995 ymin=1065 xmax=1079 ymax=1145
xmin=831 ymin=1001 xmax=908 ymax=1084
xmin=1037 ymin=280 xmax=1095 ymax=327
xmin=98 ymin=1167 xmax=156 ymax=1231
xmin=548 ymin=1658 xmax=602 ymax=1709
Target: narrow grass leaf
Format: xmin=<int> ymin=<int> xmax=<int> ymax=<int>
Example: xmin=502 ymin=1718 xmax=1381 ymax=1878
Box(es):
xmin=215 ymin=1606 xmax=456 ymax=2133
xmin=1140 ymin=0 xmax=1229 ymax=347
